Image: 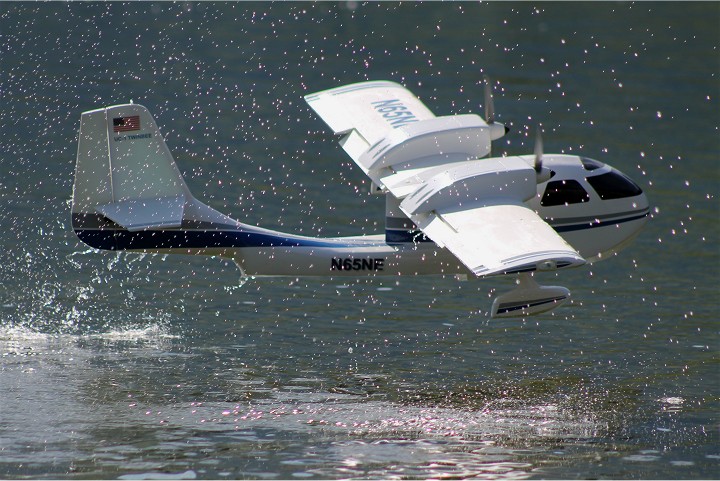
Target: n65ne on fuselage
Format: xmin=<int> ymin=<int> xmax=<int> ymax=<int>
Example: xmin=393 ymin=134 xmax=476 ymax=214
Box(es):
xmin=72 ymin=80 xmax=649 ymax=318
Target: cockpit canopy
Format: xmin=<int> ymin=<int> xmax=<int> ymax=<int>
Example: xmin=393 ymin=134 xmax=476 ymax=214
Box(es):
xmin=540 ymin=157 xmax=643 ymax=207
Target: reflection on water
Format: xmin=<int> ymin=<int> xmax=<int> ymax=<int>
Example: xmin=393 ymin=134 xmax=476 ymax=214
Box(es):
xmin=1 ymin=322 xmax=715 ymax=480
xmin=0 ymin=326 xmax=574 ymax=480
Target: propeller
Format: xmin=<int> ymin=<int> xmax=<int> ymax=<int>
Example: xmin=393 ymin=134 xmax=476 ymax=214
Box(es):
xmin=533 ymin=124 xmax=552 ymax=183
xmin=482 ymin=75 xmax=509 ymax=141
xmin=534 ymin=123 xmax=543 ymax=173
xmin=483 ymin=75 xmax=495 ymax=124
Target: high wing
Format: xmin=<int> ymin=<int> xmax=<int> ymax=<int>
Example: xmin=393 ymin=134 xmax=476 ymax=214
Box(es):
xmin=305 ymin=81 xmax=505 ymax=165
xmin=304 ymin=81 xmax=435 ymax=145
xmin=305 ymin=82 xmax=585 ymax=277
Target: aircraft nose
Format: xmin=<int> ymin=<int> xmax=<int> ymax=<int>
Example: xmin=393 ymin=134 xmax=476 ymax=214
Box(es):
xmin=625 ymin=171 xmax=650 ymax=223
xmin=636 ymin=191 xmax=650 ymax=228
xmin=633 ymin=185 xmax=649 ymax=210
xmin=626 ymin=181 xmax=651 ymax=239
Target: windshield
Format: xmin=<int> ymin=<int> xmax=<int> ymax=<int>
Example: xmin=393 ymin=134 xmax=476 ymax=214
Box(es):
xmin=587 ymin=171 xmax=643 ymax=200
xmin=581 ymin=157 xmax=605 ymax=171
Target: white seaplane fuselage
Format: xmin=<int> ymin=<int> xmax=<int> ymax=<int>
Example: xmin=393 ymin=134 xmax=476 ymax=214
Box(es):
xmin=75 ymin=153 xmax=648 ymax=277
xmin=72 ymin=80 xmax=649 ymax=317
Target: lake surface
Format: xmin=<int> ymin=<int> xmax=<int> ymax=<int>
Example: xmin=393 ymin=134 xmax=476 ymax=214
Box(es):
xmin=1 ymin=2 xmax=718 ymax=479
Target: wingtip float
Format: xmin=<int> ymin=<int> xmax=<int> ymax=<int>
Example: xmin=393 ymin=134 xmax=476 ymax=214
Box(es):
xmin=72 ymin=80 xmax=649 ymax=318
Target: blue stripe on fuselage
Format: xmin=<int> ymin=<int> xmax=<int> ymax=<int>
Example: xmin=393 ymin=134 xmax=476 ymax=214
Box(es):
xmin=550 ymin=212 xmax=649 ymax=232
xmin=75 ymin=228 xmax=376 ymax=251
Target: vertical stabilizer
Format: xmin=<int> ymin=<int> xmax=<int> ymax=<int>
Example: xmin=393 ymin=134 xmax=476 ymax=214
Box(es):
xmin=73 ymin=104 xmax=190 ymax=231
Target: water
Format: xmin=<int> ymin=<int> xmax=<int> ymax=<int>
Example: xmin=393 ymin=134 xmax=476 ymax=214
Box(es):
xmin=1 ymin=2 xmax=718 ymax=479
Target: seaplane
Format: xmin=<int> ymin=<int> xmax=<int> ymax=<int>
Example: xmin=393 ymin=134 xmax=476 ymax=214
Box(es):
xmin=71 ymin=79 xmax=649 ymax=318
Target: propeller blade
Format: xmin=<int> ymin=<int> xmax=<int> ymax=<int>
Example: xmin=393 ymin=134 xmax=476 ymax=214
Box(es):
xmin=534 ymin=124 xmax=543 ymax=173
xmin=483 ymin=75 xmax=495 ymax=124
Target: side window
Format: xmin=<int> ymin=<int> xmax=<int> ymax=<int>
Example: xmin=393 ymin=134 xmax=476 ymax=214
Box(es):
xmin=541 ymin=179 xmax=590 ymax=207
xmin=587 ymin=171 xmax=643 ymax=200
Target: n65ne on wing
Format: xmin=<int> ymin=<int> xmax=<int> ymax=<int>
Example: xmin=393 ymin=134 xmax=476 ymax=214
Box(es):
xmin=72 ymin=79 xmax=649 ymax=318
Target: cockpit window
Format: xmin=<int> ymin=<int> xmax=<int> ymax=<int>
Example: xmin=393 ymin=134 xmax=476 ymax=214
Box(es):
xmin=587 ymin=171 xmax=643 ymax=200
xmin=581 ymin=157 xmax=605 ymax=171
xmin=541 ymin=179 xmax=590 ymax=206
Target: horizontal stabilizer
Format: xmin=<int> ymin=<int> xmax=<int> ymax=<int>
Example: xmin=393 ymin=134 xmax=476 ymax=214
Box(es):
xmin=96 ymin=195 xmax=185 ymax=231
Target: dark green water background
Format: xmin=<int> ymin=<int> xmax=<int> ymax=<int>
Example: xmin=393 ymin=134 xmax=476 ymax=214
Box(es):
xmin=1 ymin=2 xmax=718 ymax=479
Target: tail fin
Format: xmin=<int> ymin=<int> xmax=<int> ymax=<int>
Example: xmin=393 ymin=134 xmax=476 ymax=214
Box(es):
xmin=72 ymin=104 xmax=190 ymax=232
